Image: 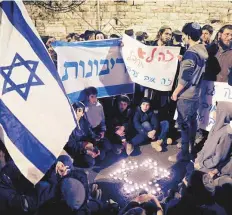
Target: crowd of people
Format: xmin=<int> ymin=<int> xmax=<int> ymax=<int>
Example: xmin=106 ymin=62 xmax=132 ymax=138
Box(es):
xmin=1 ymin=22 xmax=232 ymax=215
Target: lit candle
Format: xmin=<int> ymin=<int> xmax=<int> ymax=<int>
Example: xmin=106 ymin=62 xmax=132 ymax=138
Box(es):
xmin=148 ymin=159 xmax=152 ymax=163
xmin=131 ymin=188 xmax=135 ymax=192
xmin=155 ymin=183 xmax=159 ymax=187
xmin=151 ymin=190 xmax=156 ymax=194
xmin=114 ymin=177 xmax=117 ymax=180
xmin=148 ymin=182 xmax=152 ymax=185
xmin=129 ymin=161 xmax=132 ymax=164
xmin=110 ymin=174 xmax=113 ymax=177
xmin=157 ymin=187 xmax=161 ymax=192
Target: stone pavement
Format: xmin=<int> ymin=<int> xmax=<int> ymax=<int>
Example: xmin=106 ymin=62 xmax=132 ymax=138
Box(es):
xmin=86 ymin=141 xmax=189 ymax=207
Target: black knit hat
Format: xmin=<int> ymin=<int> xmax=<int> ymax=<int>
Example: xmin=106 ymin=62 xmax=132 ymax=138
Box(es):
xmin=182 ymin=22 xmax=202 ymax=41
xmin=140 ymin=97 xmax=151 ymax=105
xmin=72 ymin=101 xmax=85 ymax=112
xmin=117 ymin=94 xmax=130 ymax=105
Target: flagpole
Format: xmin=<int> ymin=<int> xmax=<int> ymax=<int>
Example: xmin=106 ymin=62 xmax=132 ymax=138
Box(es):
xmin=97 ymin=0 xmax=100 ymax=30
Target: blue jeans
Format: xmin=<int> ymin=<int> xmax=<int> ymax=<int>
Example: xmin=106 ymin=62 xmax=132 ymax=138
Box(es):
xmin=131 ymin=121 xmax=169 ymax=146
xmin=177 ymin=99 xmax=199 ymax=155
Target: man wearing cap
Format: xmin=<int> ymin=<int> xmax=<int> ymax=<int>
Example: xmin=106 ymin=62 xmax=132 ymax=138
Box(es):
xmin=136 ymin=31 xmax=146 ymax=44
xmin=125 ymin=29 xmax=134 ymax=39
xmin=169 ymin=22 xmax=208 ymax=162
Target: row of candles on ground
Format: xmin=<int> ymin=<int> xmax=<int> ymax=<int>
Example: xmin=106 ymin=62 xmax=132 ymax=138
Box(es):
xmin=123 ymin=181 xmax=162 ymax=194
xmin=109 ymin=159 xmax=170 ymax=180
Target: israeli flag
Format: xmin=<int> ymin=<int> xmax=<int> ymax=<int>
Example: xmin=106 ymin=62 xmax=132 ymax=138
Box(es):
xmin=0 ymin=1 xmax=76 ymax=184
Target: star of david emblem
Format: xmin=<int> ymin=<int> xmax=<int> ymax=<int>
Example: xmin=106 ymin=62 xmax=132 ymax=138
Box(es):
xmin=0 ymin=53 xmax=44 ymax=100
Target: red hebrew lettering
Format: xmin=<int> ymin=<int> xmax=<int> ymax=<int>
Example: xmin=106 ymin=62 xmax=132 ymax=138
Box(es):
xmin=158 ymin=52 xmax=165 ymax=62
xmin=146 ymin=48 xmax=157 ymax=63
xmin=165 ymin=50 xmax=174 ymax=62
xmin=138 ymin=48 xmax=146 ymax=59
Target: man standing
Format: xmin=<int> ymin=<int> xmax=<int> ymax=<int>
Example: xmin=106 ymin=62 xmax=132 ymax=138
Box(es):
xmin=204 ymin=25 xmax=232 ymax=82
xmin=169 ymin=23 xmax=208 ymax=162
xmin=145 ymin=26 xmax=172 ymax=120
xmin=201 ymin=25 xmax=214 ymax=46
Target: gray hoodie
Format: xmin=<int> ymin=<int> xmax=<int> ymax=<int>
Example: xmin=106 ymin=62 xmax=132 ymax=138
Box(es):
xmin=196 ymin=102 xmax=232 ymax=172
xmin=178 ymin=44 xmax=208 ymax=100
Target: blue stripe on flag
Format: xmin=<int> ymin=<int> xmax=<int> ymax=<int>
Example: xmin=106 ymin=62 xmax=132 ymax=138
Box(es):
xmin=0 ymin=100 xmax=56 ymax=173
xmin=1 ymin=1 xmax=66 ymax=96
xmin=52 ymin=39 xmax=121 ymax=48
xmin=1 ymin=1 xmax=77 ymax=123
xmin=67 ymin=83 xmax=134 ymax=103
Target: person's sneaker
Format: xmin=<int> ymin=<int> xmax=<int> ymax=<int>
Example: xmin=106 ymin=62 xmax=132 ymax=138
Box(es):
xmin=167 ymin=138 xmax=173 ymax=145
xmin=151 ymin=141 xmax=162 ymax=152
xmin=168 ymin=152 xmax=190 ymax=163
xmin=126 ymin=143 xmax=134 ymax=155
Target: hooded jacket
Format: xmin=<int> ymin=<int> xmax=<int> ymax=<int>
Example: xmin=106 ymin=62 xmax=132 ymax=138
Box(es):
xmin=133 ymin=107 xmax=159 ymax=135
xmin=109 ymin=105 xmax=133 ymax=133
xmin=196 ymin=102 xmax=232 ymax=171
xmin=64 ymin=117 xmax=97 ymax=158
xmin=0 ymin=161 xmax=57 ymax=214
xmin=178 ymin=44 xmax=208 ymax=100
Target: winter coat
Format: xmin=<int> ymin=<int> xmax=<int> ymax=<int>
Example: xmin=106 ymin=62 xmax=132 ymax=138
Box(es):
xmin=196 ymin=102 xmax=232 ymax=171
xmin=133 ymin=107 xmax=159 ymax=135
xmin=178 ymin=44 xmax=208 ymax=100
xmin=64 ymin=117 xmax=97 ymax=158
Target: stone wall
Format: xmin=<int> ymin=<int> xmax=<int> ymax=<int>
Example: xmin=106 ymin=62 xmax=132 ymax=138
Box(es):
xmin=26 ymin=0 xmax=232 ymax=39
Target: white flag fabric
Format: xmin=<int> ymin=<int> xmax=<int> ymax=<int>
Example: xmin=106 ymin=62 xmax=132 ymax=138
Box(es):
xmin=0 ymin=0 xmax=76 ymax=184
xmin=53 ymin=39 xmax=134 ymax=103
xmin=122 ymin=34 xmax=180 ymax=91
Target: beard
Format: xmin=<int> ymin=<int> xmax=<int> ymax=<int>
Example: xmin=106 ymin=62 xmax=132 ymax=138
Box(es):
xmin=219 ymin=39 xmax=232 ymax=50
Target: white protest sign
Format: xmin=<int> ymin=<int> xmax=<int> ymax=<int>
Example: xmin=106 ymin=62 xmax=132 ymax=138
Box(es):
xmin=53 ymin=39 xmax=134 ymax=103
xmin=121 ymin=34 xmax=180 ymax=91
xmin=198 ymin=80 xmax=232 ymax=131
